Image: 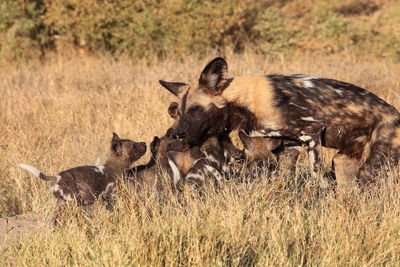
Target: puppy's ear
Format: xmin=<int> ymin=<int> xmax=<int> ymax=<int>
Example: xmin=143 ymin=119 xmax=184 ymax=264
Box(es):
xmin=111 ymin=132 xmax=122 ymax=155
xmin=150 ymin=136 xmax=161 ymax=154
xmin=168 ymin=102 xmax=179 ymax=119
xmin=238 ymin=131 xmax=253 ymax=150
xmin=166 ymin=128 xmax=174 ymax=138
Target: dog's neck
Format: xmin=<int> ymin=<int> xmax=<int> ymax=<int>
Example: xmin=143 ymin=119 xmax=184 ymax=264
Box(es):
xmin=104 ymin=156 xmax=131 ymax=180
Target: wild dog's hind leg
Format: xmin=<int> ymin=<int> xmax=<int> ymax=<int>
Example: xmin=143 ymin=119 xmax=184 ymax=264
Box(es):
xmin=299 ymin=128 xmax=325 ymax=178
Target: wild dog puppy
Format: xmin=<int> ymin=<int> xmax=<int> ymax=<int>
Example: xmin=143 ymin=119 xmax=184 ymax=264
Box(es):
xmin=238 ymin=131 xmax=280 ymax=170
xmin=126 ymin=130 xmax=228 ymax=193
xmin=126 ymin=130 xmax=179 ymax=191
xmin=168 ymin=136 xmax=228 ymax=189
xmin=159 ymin=57 xmax=400 ymax=187
xmin=238 ymin=131 xmax=302 ymax=180
xmin=127 ymin=132 xmax=223 ymax=191
xmin=18 ymin=133 xmax=146 ymax=213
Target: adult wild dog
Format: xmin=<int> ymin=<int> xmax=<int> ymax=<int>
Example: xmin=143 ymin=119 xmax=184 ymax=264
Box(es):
xmin=167 ymin=136 xmax=229 ymax=189
xmin=159 ymin=57 xmax=400 ymax=186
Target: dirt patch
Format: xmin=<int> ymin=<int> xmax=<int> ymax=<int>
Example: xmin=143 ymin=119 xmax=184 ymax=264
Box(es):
xmin=0 ymin=213 xmax=50 ymax=249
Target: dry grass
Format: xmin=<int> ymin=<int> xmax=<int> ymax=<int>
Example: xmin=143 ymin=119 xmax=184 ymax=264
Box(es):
xmin=1 ymin=52 xmax=400 ymax=265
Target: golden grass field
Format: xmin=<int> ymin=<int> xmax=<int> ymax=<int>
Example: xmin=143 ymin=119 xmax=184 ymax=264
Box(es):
xmin=1 ymin=52 xmax=400 ymax=265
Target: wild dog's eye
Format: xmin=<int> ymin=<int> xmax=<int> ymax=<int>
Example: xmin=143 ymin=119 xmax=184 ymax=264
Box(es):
xmin=189 ymin=106 xmax=203 ymax=116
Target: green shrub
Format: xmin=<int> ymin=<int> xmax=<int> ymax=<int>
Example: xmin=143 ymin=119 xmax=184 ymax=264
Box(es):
xmin=0 ymin=0 xmax=399 ymax=62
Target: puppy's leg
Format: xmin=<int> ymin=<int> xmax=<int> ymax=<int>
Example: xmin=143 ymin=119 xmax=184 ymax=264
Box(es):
xmin=102 ymin=182 xmax=116 ymax=211
xmin=53 ymin=199 xmax=67 ymax=226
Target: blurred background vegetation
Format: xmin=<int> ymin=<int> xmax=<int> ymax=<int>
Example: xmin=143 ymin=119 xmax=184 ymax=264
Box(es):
xmin=1 ymin=0 xmax=399 ymax=62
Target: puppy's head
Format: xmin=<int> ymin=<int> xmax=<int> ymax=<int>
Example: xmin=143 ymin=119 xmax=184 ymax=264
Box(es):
xmin=166 ymin=143 xmax=200 ymax=177
xmin=149 ymin=129 xmax=176 ymax=161
xmin=238 ymin=131 xmax=281 ymax=163
xmin=111 ymin=132 xmax=147 ymax=164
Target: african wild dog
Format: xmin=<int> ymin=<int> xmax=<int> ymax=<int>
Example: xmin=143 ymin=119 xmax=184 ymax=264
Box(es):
xmin=238 ymin=131 xmax=280 ymax=171
xmin=159 ymin=57 xmax=400 ymax=187
xmin=167 ymin=136 xmax=228 ymax=189
xmin=18 ymin=133 xmax=146 ymax=218
xmin=126 ymin=130 xmax=179 ymax=191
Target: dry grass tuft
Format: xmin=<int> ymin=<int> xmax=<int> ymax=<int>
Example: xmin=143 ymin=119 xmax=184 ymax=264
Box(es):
xmin=1 ymin=52 xmax=400 ymax=265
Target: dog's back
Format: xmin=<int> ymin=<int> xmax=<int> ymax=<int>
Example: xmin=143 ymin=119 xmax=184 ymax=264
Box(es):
xmin=54 ymin=166 xmax=113 ymax=205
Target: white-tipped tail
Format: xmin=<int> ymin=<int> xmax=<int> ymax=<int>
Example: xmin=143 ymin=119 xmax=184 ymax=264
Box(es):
xmin=18 ymin=163 xmax=42 ymax=178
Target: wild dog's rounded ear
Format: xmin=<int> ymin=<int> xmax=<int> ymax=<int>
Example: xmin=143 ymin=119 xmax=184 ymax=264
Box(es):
xmin=112 ymin=132 xmax=120 ymax=141
xmin=238 ymin=131 xmax=252 ymax=150
xmin=166 ymin=128 xmax=174 ymax=137
xmin=159 ymin=80 xmax=188 ymax=97
xmin=150 ymin=136 xmax=161 ymax=154
xmin=111 ymin=132 xmax=122 ymax=155
xmin=199 ymin=57 xmax=228 ymax=94
xmin=168 ymin=102 xmax=179 ymax=119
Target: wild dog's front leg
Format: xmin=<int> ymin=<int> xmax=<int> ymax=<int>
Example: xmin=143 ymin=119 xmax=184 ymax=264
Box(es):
xmin=299 ymin=129 xmax=324 ymax=178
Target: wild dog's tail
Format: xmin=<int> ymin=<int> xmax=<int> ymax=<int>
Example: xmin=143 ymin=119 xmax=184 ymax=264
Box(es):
xmin=17 ymin=163 xmax=57 ymax=182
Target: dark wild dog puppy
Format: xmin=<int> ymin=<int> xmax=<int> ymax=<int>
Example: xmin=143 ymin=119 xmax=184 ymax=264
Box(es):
xmin=239 ymin=131 xmax=280 ymax=170
xmin=160 ymin=57 xmax=400 ymax=187
xmin=238 ymin=131 xmax=302 ymax=180
xmin=127 ymin=130 xmax=227 ymax=191
xmin=168 ymin=136 xmax=228 ymax=189
xmin=18 ymin=133 xmax=146 ymax=212
xmin=126 ymin=130 xmax=178 ymax=191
